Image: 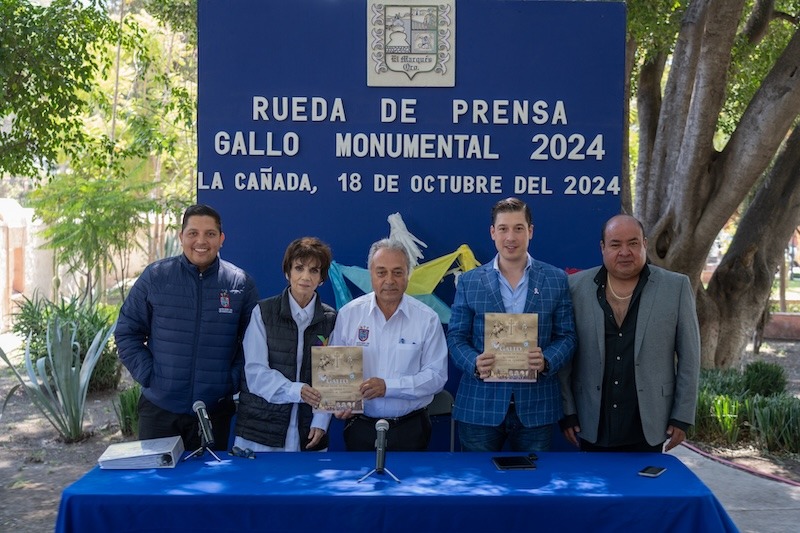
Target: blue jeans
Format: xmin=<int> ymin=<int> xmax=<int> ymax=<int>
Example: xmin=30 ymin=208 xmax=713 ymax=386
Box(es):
xmin=458 ymin=404 xmax=552 ymax=452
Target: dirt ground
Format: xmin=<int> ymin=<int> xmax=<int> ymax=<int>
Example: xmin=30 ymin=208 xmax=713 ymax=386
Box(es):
xmin=1 ymin=338 xmax=799 ymax=533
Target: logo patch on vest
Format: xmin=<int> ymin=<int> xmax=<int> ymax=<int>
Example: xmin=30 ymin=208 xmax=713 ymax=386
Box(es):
xmin=219 ymin=290 xmax=233 ymax=314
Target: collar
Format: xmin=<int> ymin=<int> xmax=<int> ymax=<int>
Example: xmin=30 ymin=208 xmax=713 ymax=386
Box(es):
xmin=368 ymin=291 xmax=408 ymax=320
xmin=288 ymin=290 xmax=316 ymax=322
xmin=491 ymin=253 xmax=532 ymax=273
xmin=180 ymin=254 xmax=220 ymax=276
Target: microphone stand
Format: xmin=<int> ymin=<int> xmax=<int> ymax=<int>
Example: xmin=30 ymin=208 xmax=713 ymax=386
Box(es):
xmin=358 ymin=464 xmax=400 ymax=483
xmin=184 ymin=444 xmax=222 ymax=462
xmin=183 ymin=425 xmax=221 ymax=462
xmin=184 ymin=400 xmax=222 ymax=462
xmin=358 ymin=419 xmax=400 ymax=483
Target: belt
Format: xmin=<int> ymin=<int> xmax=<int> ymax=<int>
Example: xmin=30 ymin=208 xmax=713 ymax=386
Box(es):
xmin=357 ymin=408 xmax=426 ymax=427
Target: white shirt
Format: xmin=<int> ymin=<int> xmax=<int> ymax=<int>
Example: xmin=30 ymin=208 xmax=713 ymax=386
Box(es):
xmin=329 ymin=292 xmax=448 ymax=418
xmin=234 ymin=292 xmax=330 ymax=452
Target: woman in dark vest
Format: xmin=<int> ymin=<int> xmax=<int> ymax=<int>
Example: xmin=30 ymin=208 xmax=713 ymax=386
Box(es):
xmin=234 ymin=237 xmax=337 ymax=451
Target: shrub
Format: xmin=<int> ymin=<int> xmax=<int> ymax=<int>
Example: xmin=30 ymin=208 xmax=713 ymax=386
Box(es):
xmin=743 ymin=361 xmax=787 ymax=397
xmin=694 ymin=365 xmax=800 ymax=454
xmin=691 ymin=389 xmax=745 ymax=445
xmin=750 ymin=395 xmax=800 ymax=453
xmin=699 ymin=368 xmax=746 ymax=397
xmin=113 ymin=383 xmax=141 ymax=437
xmin=690 ymin=389 xmax=718 ymax=442
xmin=711 ymin=395 xmax=741 ymax=444
xmin=12 ymin=294 xmax=120 ymax=391
xmin=0 ymin=318 xmax=115 ymax=442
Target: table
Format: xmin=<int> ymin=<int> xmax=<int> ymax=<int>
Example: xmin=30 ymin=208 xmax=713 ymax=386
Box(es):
xmin=56 ymin=452 xmax=738 ymax=533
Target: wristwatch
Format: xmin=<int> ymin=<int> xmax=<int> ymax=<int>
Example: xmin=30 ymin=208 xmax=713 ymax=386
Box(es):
xmin=474 ymin=364 xmax=482 ymax=380
xmin=542 ymin=359 xmax=550 ymax=374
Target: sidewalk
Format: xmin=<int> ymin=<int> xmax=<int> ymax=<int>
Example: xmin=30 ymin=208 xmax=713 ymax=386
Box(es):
xmin=670 ymin=444 xmax=800 ymax=533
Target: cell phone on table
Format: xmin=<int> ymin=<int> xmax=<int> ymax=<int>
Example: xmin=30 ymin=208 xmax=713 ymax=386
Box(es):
xmin=638 ymin=466 xmax=667 ymax=477
xmin=492 ymin=455 xmax=536 ymax=470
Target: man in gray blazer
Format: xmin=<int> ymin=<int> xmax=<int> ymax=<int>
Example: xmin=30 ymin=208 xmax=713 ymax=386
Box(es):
xmin=559 ymin=214 xmax=700 ymax=452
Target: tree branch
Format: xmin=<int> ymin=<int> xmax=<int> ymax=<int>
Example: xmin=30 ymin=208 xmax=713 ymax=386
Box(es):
xmin=742 ymin=0 xmax=776 ymax=44
xmin=701 ymin=28 xmax=800 ymax=240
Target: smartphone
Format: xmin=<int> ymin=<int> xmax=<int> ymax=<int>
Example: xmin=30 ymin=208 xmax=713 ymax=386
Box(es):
xmin=492 ymin=455 xmax=536 ymax=470
xmin=638 ymin=466 xmax=667 ymax=478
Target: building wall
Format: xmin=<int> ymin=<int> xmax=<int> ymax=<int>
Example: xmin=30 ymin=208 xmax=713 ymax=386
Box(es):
xmin=1 ymin=198 xmax=174 ymax=332
xmin=0 ymin=221 xmax=7 ymax=330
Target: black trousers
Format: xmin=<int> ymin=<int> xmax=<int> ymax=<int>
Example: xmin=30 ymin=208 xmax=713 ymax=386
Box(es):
xmin=344 ymin=409 xmax=432 ymax=451
xmin=138 ymin=395 xmax=235 ymax=452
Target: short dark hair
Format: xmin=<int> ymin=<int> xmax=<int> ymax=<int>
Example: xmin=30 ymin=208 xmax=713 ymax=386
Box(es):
xmin=491 ymin=197 xmax=532 ymax=226
xmin=282 ymin=237 xmax=333 ymax=282
xmin=601 ymin=215 xmax=646 ymax=243
xmin=182 ymin=204 xmax=222 ymax=232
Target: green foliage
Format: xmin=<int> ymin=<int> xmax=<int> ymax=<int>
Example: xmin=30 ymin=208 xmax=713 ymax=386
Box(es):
xmin=693 ymin=362 xmax=800 ymax=453
xmin=145 ymin=0 xmax=197 ymax=45
xmin=719 ymin=4 xmax=800 ymax=136
xmin=627 ymin=0 xmax=686 ymax=57
xmin=113 ymin=382 xmax=141 ymax=437
xmin=750 ymin=395 xmax=800 ymax=452
xmin=711 ymin=394 xmax=741 ymax=444
xmin=692 ymin=390 xmax=747 ymax=445
xmin=28 ymin=169 xmax=159 ymax=305
xmin=0 ymin=318 xmax=115 ymax=443
xmin=21 ymin=3 xmax=198 ymax=304
xmin=0 ymin=0 xmax=118 ymax=176
xmin=699 ymin=368 xmax=747 ymax=396
xmin=12 ymin=294 xmax=121 ymax=392
xmin=692 ymin=389 xmax=718 ymax=440
xmin=744 ymin=361 xmax=787 ymax=397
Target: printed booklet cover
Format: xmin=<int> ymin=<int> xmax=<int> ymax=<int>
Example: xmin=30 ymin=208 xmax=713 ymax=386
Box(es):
xmin=312 ymin=346 xmax=364 ymax=413
xmin=483 ymin=312 xmax=539 ymax=382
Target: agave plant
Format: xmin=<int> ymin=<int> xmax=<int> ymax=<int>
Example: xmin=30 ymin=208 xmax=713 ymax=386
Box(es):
xmin=0 ymin=318 xmax=115 ymax=443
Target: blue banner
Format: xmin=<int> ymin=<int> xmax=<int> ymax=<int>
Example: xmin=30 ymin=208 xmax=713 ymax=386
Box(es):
xmin=197 ymin=0 xmax=626 ymax=305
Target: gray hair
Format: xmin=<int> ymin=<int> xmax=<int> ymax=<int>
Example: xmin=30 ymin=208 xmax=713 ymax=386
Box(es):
xmin=367 ymin=238 xmax=413 ymax=273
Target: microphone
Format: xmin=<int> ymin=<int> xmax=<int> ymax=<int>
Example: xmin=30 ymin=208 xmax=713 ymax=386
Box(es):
xmin=375 ymin=419 xmax=389 ymax=473
xmin=192 ymin=400 xmax=215 ymax=448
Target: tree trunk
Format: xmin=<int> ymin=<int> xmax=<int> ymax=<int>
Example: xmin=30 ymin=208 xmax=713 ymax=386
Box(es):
xmin=702 ymin=125 xmax=800 ymax=368
xmin=634 ymin=1 xmax=800 ymax=367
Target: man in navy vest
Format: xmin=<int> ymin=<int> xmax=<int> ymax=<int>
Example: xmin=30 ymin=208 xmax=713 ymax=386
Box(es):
xmin=116 ymin=204 xmax=258 ymax=450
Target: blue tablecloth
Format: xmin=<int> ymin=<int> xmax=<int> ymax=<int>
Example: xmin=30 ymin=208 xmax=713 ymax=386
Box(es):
xmin=56 ymin=451 xmax=738 ymax=533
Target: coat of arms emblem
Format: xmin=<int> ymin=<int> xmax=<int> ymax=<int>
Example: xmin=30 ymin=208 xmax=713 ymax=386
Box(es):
xmin=368 ymin=1 xmax=455 ymax=87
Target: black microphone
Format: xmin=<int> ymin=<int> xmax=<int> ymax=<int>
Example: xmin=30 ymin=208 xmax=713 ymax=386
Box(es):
xmin=192 ymin=400 xmax=215 ymax=448
xmin=375 ymin=419 xmax=389 ymax=473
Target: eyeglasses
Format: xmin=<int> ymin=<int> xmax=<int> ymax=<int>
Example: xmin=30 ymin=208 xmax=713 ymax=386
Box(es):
xmin=229 ymin=446 xmax=256 ymax=459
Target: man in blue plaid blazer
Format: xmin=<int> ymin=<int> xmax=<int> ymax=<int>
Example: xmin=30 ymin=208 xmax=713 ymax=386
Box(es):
xmin=447 ymin=198 xmax=576 ymax=452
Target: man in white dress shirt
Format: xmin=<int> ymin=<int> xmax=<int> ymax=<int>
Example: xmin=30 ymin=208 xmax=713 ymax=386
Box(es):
xmin=331 ymin=238 xmax=448 ymax=451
